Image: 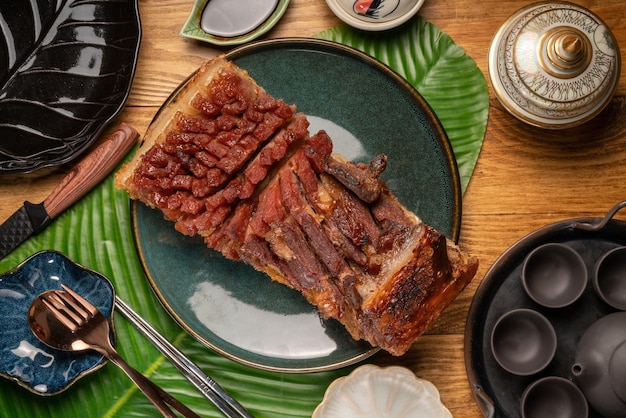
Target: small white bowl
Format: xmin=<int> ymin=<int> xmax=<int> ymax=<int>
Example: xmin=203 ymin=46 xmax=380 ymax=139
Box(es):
xmin=313 ymin=364 xmax=452 ymax=418
xmin=325 ymin=0 xmax=425 ymax=31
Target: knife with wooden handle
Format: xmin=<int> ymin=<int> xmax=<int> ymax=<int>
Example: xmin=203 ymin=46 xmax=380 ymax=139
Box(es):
xmin=0 ymin=123 xmax=138 ymax=260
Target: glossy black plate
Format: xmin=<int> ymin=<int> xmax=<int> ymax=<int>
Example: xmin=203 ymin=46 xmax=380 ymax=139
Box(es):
xmin=465 ymin=202 xmax=626 ymax=418
xmin=0 ymin=0 xmax=141 ymax=173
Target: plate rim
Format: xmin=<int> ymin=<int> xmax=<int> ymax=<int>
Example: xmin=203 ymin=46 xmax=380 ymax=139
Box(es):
xmin=133 ymin=37 xmax=462 ymax=373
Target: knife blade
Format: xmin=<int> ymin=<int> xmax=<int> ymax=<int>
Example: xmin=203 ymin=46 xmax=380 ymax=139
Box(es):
xmin=0 ymin=123 xmax=138 ymax=260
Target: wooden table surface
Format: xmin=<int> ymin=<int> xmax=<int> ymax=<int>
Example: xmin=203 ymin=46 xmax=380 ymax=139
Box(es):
xmin=2 ymin=1 xmax=626 ymax=416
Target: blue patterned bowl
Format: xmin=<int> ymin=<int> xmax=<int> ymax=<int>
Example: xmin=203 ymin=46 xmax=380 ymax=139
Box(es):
xmin=0 ymin=251 xmax=115 ymax=395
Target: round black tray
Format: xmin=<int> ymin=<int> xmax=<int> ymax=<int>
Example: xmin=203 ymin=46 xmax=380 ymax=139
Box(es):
xmin=465 ymin=201 xmax=626 ymax=418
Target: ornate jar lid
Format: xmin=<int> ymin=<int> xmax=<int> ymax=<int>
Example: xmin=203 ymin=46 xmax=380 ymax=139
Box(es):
xmin=489 ymin=1 xmax=620 ymax=129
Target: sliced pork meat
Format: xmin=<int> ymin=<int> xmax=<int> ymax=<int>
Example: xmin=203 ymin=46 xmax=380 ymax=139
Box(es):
xmin=115 ymin=56 xmax=478 ymax=356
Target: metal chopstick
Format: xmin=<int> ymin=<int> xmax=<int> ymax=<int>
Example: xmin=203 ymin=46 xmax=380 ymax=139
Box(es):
xmin=114 ymin=296 xmax=254 ymax=418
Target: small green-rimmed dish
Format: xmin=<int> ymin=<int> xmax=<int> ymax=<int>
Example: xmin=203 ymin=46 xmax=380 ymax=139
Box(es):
xmin=180 ymin=0 xmax=290 ymax=46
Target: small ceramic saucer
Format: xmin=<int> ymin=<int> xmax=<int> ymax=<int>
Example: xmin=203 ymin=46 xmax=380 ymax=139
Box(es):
xmin=313 ymin=364 xmax=452 ymax=417
xmin=180 ymin=0 xmax=290 ymax=46
xmin=0 ymin=251 xmax=115 ymax=395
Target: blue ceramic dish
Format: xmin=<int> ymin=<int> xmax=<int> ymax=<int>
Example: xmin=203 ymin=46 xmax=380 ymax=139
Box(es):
xmin=0 ymin=251 xmax=115 ymax=395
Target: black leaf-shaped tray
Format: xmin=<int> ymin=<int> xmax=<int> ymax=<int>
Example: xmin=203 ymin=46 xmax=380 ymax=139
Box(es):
xmin=0 ymin=0 xmax=141 ymax=173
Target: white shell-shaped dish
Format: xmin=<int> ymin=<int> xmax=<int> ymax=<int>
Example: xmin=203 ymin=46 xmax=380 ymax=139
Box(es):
xmin=313 ymin=364 xmax=452 ymax=417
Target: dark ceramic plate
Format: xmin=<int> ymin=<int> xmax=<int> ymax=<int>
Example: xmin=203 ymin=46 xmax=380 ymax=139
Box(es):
xmin=0 ymin=251 xmax=115 ymax=395
xmin=465 ymin=202 xmax=626 ymax=418
xmin=0 ymin=0 xmax=141 ymax=173
xmin=133 ymin=38 xmax=461 ymax=372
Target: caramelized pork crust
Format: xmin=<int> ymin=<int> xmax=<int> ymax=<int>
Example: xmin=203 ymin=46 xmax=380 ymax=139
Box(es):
xmin=116 ymin=56 xmax=478 ymax=356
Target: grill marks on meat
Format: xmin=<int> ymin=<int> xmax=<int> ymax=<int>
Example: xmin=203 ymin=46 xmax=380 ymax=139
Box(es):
xmin=118 ymin=58 xmax=478 ymax=356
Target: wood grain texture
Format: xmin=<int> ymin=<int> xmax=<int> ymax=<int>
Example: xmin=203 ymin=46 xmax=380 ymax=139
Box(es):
xmin=1 ymin=0 xmax=626 ymax=416
xmin=43 ymin=124 xmax=138 ymax=218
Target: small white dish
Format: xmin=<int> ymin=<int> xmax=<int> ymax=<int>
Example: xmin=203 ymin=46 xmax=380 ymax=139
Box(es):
xmin=313 ymin=364 xmax=452 ymax=417
xmin=325 ymin=0 xmax=425 ymax=31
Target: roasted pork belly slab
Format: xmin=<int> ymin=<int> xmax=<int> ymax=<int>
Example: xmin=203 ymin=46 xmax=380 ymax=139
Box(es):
xmin=115 ymin=56 xmax=478 ymax=356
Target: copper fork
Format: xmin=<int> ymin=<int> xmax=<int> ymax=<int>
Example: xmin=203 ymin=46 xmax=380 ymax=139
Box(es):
xmin=28 ymin=284 xmax=200 ymax=418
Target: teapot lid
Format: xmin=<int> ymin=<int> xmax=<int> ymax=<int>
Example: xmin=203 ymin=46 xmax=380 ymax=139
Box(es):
xmin=489 ymin=1 xmax=620 ymax=129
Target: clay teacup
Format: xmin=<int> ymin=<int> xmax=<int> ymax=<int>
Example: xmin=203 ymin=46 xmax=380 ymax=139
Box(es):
xmin=491 ymin=309 xmax=557 ymax=376
xmin=520 ymin=376 xmax=588 ymax=418
xmin=593 ymin=246 xmax=626 ymax=310
xmin=521 ymin=243 xmax=587 ymax=308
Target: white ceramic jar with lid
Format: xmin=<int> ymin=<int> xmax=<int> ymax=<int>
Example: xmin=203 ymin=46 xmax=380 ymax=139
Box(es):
xmin=489 ymin=1 xmax=621 ymax=129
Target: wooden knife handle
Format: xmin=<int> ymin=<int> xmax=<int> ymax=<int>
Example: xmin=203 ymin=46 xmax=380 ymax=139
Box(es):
xmin=43 ymin=123 xmax=139 ymax=219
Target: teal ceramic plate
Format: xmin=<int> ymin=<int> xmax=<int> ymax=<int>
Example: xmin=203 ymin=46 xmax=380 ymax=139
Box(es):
xmin=0 ymin=251 xmax=115 ymax=395
xmin=180 ymin=0 xmax=290 ymax=46
xmin=132 ymin=38 xmax=461 ymax=372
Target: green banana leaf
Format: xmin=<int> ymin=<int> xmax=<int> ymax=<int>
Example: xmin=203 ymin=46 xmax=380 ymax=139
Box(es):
xmin=0 ymin=17 xmax=488 ymax=418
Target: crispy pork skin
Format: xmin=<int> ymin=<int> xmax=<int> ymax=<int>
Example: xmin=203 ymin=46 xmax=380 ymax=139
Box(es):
xmin=115 ymin=56 xmax=478 ymax=356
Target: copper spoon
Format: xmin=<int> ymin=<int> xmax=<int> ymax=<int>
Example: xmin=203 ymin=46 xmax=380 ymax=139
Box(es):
xmin=28 ymin=285 xmax=200 ymax=418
